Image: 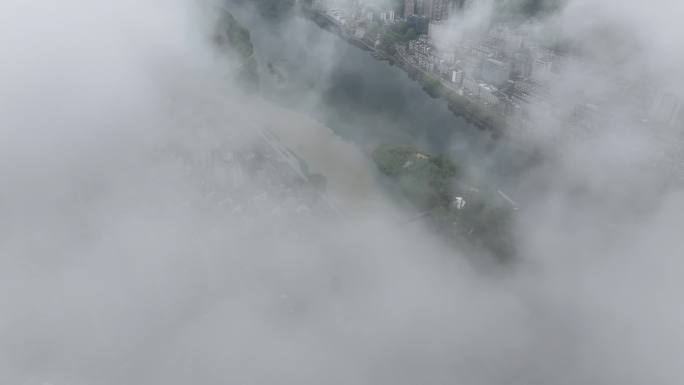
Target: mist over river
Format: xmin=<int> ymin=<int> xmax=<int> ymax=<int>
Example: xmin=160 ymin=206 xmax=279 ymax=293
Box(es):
xmin=229 ymin=8 xmax=535 ymax=193
xmin=3 ymin=2 xmax=683 ymax=384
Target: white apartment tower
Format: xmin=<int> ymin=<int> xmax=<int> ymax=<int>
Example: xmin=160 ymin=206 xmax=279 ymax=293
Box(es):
xmin=404 ymin=0 xmax=415 ymax=18
xmin=414 ymin=0 xmax=452 ymax=21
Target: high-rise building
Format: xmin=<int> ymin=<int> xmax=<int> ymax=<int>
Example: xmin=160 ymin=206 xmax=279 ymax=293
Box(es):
xmin=481 ymin=58 xmax=512 ymax=86
xmin=431 ymin=0 xmax=450 ymax=21
xmin=417 ymin=0 xmax=432 ymax=18
xmin=406 ymin=14 xmax=429 ymax=34
xmin=404 ymin=0 xmax=415 ymax=18
xmin=415 ymin=0 xmax=451 ymax=21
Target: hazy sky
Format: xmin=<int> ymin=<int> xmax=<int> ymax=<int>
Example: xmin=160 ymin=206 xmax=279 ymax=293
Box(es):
xmin=0 ymin=1 xmax=682 ymax=384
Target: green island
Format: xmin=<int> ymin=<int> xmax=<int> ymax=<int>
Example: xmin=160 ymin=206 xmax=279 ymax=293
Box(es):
xmin=372 ymin=144 xmax=516 ymax=261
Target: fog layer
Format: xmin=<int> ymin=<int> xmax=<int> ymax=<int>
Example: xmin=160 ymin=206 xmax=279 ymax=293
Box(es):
xmin=1 ymin=1 xmax=682 ymax=385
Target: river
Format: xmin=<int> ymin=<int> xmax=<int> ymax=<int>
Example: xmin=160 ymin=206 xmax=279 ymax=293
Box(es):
xmin=229 ymin=7 xmax=534 ymax=194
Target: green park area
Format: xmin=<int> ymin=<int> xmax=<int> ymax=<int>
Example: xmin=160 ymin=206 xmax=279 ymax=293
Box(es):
xmin=372 ymin=144 xmax=515 ymax=260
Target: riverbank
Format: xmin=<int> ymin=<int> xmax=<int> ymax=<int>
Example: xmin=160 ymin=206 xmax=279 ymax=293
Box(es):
xmin=239 ymin=97 xmax=394 ymax=215
xmin=299 ymin=7 xmax=506 ymax=136
xmin=300 ymin=7 xmax=388 ymax=59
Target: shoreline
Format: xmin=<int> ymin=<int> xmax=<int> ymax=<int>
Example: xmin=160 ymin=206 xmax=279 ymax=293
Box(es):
xmin=300 ymin=7 xmax=506 ymax=137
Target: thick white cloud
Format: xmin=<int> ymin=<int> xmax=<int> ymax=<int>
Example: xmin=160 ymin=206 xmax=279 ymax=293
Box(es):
xmin=0 ymin=1 xmax=682 ymax=385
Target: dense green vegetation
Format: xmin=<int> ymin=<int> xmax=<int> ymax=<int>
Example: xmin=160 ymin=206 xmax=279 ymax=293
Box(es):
xmin=418 ymin=73 xmax=442 ymax=98
xmin=213 ymin=10 xmax=259 ymax=89
xmin=231 ymin=0 xmax=295 ymax=20
xmin=411 ymin=71 xmax=505 ymax=131
xmin=379 ymin=21 xmax=419 ymax=55
xmin=386 ymin=22 xmax=419 ymax=44
xmin=215 ymin=12 xmax=253 ymax=58
xmin=386 ymin=21 xmax=419 ymax=42
xmin=373 ymin=145 xmax=457 ymax=209
xmin=446 ymin=92 xmax=506 ymax=132
xmin=255 ymin=0 xmax=295 ymax=19
xmin=494 ymin=0 xmax=567 ymax=21
xmin=373 ymin=145 xmax=515 ymax=260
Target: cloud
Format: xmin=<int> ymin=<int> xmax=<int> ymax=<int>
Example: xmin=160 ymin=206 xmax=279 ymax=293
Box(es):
xmin=0 ymin=0 xmax=682 ymax=384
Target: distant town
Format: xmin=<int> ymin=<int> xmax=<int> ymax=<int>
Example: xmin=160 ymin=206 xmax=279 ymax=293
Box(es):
xmin=302 ymin=0 xmax=682 ymax=142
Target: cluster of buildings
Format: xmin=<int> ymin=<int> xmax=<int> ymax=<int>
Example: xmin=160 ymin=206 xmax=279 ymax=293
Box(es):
xmin=309 ymin=1 xmax=561 ymax=130
xmin=398 ymin=4 xmax=565 ymax=130
xmin=309 ymin=0 xmax=683 ymax=135
xmin=311 ymin=0 xmax=396 ymax=26
xmin=403 ymin=0 xmax=463 ymax=21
